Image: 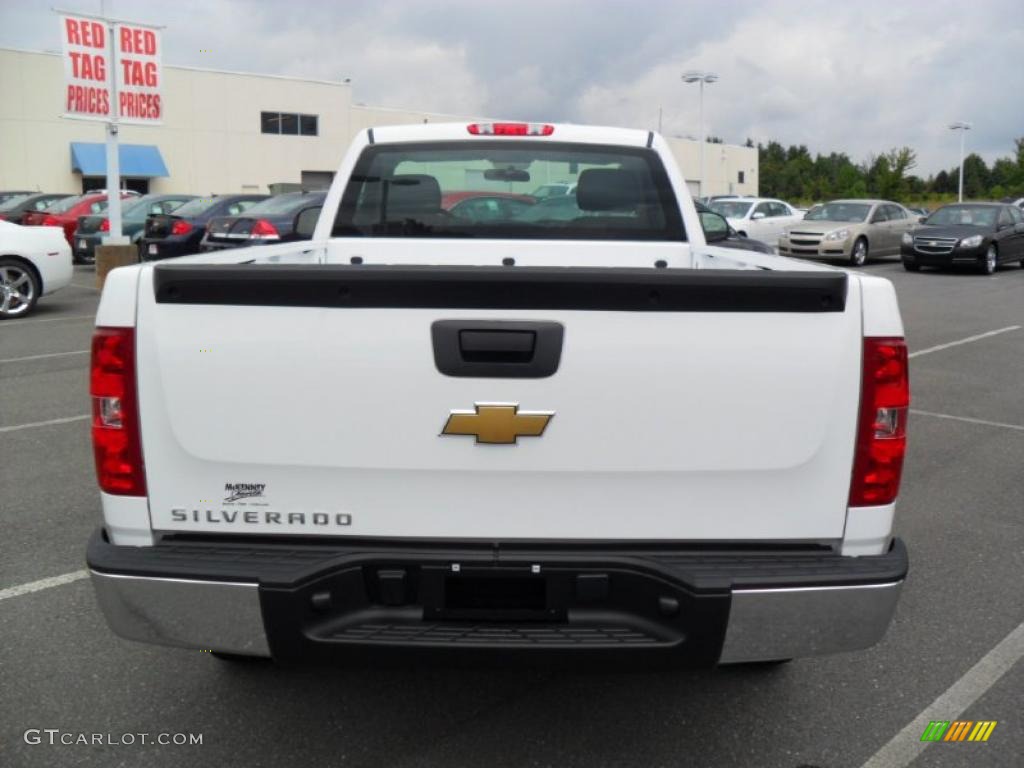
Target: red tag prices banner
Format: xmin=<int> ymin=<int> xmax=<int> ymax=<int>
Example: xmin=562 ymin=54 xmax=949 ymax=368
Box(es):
xmin=115 ymin=22 xmax=162 ymax=123
xmin=59 ymin=14 xmax=162 ymax=124
xmin=61 ymin=15 xmax=112 ymax=119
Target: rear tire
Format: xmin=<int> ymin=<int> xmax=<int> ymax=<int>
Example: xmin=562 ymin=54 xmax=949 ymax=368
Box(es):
xmin=0 ymin=257 xmax=41 ymax=319
xmin=850 ymin=238 xmax=868 ymax=267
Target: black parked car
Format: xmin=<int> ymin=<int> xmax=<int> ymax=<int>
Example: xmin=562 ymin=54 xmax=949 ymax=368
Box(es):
xmin=141 ymin=194 xmax=268 ymax=261
xmin=74 ymin=194 xmax=195 ymax=263
xmin=0 ymin=192 xmax=73 ymax=224
xmin=901 ymin=202 xmax=1024 ymax=274
xmin=199 ymin=191 xmax=326 ymax=251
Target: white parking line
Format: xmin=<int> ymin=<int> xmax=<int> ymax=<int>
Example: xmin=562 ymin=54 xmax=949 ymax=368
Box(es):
xmin=0 ymin=570 xmax=89 ymax=602
xmin=911 ymin=409 xmax=1024 ymax=433
xmin=860 ymin=620 xmax=1024 ymax=768
xmin=0 ymin=313 xmax=95 ymax=327
xmin=0 ymin=349 xmax=88 ymax=364
xmin=909 ymin=326 xmax=1020 ymax=358
xmin=0 ymin=414 xmax=89 ymax=433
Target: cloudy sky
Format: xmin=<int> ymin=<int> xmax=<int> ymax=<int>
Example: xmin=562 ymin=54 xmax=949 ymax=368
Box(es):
xmin=4 ymin=0 xmax=1021 ymax=174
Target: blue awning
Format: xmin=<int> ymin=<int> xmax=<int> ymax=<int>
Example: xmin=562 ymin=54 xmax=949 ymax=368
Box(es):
xmin=70 ymin=142 xmax=169 ymax=178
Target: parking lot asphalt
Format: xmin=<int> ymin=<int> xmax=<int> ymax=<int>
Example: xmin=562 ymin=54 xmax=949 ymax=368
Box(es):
xmin=1 ymin=260 xmax=1021 ymax=768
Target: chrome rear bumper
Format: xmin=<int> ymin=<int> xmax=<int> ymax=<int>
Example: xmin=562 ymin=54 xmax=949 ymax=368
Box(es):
xmin=90 ymin=570 xmax=271 ymax=657
xmin=90 ymin=561 xmax=904 ymax=664
xmin=718 ymin=580 xmax=902 ymax=663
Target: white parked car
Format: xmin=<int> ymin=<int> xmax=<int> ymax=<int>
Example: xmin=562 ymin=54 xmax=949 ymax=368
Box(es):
xmin=709 ymin=197 xmax=803 ymax=245
xmin=0 ymin=220 xmax=73 ymax=319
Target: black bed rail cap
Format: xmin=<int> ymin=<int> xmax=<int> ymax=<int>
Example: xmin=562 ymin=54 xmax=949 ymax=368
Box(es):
xmin=152 ymin=263 xmax=847 ymax=313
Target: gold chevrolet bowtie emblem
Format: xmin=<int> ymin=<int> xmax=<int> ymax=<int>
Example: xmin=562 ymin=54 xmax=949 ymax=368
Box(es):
xmin=441 ymin=403 xmax=554 ymax=445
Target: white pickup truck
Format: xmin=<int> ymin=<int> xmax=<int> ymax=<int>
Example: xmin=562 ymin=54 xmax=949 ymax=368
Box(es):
xmin=87 ymin=122 xmax=909 ymax=666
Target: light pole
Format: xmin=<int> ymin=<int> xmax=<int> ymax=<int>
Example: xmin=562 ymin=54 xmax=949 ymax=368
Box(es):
xmin=682 ymin=70 xmax=718 ymax=198
xmin=948 ymin=121 xmax=971 ymax=202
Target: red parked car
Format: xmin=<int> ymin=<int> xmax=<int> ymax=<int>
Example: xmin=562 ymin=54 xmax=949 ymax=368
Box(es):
xmin=441 ymin=191 xmax=536 ymax=221
xmin=23 ymin=192 xmax=135 ymax=249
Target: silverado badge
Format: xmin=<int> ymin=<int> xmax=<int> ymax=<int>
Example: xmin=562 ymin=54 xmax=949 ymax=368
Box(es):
xmin=441 ymin=403 xmax=554 ymax=445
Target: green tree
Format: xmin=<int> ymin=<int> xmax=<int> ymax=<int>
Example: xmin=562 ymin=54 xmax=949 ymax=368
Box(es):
xmin=886 ymin=147 xmax=917 ymax=198
xmin=755 ymin=137 xmax=1019 ymax=204
xmin=932 ymin=170 xmax=953 ymax=194
xmin=955 ymin=154 xmax=990 ymax=199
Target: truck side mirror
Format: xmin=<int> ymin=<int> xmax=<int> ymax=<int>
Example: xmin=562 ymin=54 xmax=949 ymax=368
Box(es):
xmin=751 ymin=211 xmax=765 ymax=220
xmin=699 ymin=211 xmax=730 ymax=243
xmin=294 ymin=206 xmax=322 ymax=239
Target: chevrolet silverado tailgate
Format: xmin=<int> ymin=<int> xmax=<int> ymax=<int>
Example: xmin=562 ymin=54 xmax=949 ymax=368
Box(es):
xmin=136 ymin=263 xmax=862 ymax=541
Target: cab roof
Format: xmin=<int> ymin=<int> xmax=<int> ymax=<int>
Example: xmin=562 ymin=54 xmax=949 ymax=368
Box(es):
xmin=369 ymin=122 xmax=653 ymax=147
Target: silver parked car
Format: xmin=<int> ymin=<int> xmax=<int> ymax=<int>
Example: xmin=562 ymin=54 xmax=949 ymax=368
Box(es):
xmin=778 ymin=199 xmax=919 ymax=266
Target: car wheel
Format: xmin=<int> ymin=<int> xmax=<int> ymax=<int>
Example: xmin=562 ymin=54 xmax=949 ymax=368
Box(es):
xmin=980 ymin=245 xmax=997 ymax=275
xmin=0 ymin=258 xmax=41 ymax=319
xmin=902 ymin=259 xmax=920 ymax=272
xmin=850 ymin=238 xmax=868 ymax=267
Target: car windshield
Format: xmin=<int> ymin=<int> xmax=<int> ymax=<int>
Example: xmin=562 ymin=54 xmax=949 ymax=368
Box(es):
xmin=531 ymin=184 xmax=571 ymax=199
xmin=515 ymin=195 xmax=587 ymax=222
xmin=925 ymin=205 xmax=998 ymax=227
xmin=449 ymin=196 xmax=536 ymax=222
xmin=0 ymin=193 xmax=32 ymax=211
xmin=709 ymin=201 xmax=753 ymax=219
xmin=804 ymin=202 xmax=871 ymax=222
xmin=44 ymin=195 xmax=86 ymax=214
xmin=244 ymin=194 xmax=319 ymax=215
xmin=334 ymin=141 xmax=684 ymax=240
xmin=120 ymin=198 xmax=150 ymax=221
xmin=170 ymin=197 xmax=223 ymax=217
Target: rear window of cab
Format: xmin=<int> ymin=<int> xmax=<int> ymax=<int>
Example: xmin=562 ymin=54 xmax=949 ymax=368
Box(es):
xmin=333 ymin=141 xmax=685 ymax=241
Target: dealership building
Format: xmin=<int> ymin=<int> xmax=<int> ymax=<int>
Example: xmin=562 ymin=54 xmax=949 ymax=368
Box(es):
xmin=0 ymin=47 xmax=758 ymax=198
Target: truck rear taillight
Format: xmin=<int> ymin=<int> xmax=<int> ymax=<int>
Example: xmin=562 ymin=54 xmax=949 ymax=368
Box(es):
xmin=91 ymin=327 xmax=146 ymax=496
xmin=849 ymin=337 xmax=909 ymax=507
xmin=249 ymin=219 xmax=280 ymax=240
xmin=467 ymin=122 xmax=555 ymax=136
xmin=99 ymin=217 xmax=110 ymax=232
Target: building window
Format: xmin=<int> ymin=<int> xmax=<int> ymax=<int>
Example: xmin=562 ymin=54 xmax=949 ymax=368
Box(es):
xmin=261 ymin=112 xmax=280 ymax=134
xmin=737 ymin=170 xmax=745 ymax=184
xmin=280 ymin=113 xmax=298 ymax=135
xmin=261 ymin=112 xmax=319 ymax=136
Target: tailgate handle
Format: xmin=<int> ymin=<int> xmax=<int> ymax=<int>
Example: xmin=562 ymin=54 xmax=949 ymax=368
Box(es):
xmin=459 ymin=330 xmax=535 ymax=362
xmin=432 ymin=320 xmax=563 ymax=378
